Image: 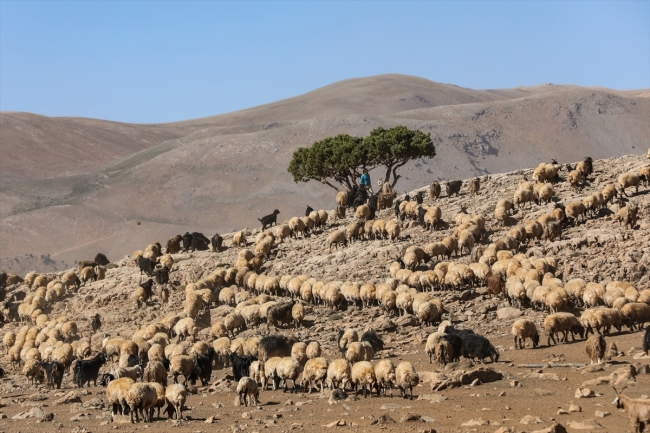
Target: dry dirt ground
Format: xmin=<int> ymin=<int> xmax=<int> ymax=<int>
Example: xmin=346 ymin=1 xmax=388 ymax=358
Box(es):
xmin=1 ymin=152 xmax=650 ymax=433
xmin=2 ymin=74 xmax=649 ymax=274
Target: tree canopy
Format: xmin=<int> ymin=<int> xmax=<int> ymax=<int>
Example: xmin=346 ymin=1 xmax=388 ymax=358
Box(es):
xmin=287 ymin=126 xmax=435 ymax=191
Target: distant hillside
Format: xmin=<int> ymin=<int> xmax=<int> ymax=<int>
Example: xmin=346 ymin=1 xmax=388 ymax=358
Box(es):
xmin=0 ymin=74 xmax=648 ymax=274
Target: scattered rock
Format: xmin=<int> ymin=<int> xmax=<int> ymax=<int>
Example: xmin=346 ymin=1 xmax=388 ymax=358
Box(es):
xmin=568 ymin=404 xmax=581 ymax=413
xmin=377 ymin=413 xmax=396 ymax=424
xmin=462 ymin=417 xmax=489 ymax=426
xmin=400 ymin=413 xmax=421 ymax=423
xmin=497 ymin=307 xmax=523 ymax=320
xmin=567 ymin=419 xmax=602 ymax=429
xmin=531 ymin=423 xmax=567 ymax=433
xmin=12 ymin=407 xmax=45 ymax=419
xmin=575 ymin=388 xmax=595 ymax=398
xmin=594 ymin=411 xmax=610 ymax=418
xmin=520 ymin=415 xmax=544 ymax=424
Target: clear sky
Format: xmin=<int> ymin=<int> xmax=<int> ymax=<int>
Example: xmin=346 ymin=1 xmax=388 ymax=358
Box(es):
xmin=1 ymin=1 xmax=648 ymax=124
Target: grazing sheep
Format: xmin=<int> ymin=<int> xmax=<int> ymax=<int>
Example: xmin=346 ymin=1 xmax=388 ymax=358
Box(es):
xmin=327 ymin=230 xmax=348 ymax=252
xmin=301 ymin=357 xmax=328 ymax=393
xmin=350 ymin=361 xmax=376 ymax=398
xmin=125 ymin=382 xmax=158 ymax=423
xmin=224 ymin=312 xmax=246 ymax=337
xmin=113 ymin=365 xmax=143 ymax=381
xmin=616 ymin=201 xmax=639 ymax=229
xmin=237 ymin=376 xmax=260 ymax=406
xmin=544 ymin=312 xmax=585 ymax=345
xmin=620 ymin=303 xmax=650 ymax=330
xmin=273 ymin=357 xmax=303 ymax=393
xmin=170 ymin=355 xmax=195 ymax=385
xmin=106 ymin=377 xmax=135 ymax=416
xmin=266 ymin=300 xmax=295 ymax=331
xmin=338 ymin=328 xmax=358 ymax=354
xmin=395 ymin=361 xmax=419 ymax=399
xmin=511 ymin=319 xmax=540 ymax=349
xmin=345 ymin=341 xmax=374 ymax=363
xmin=469 ymin=178 xmax=480 ymax=195
xmin=618 ymin=173 xmax=641 ymax=197
xmin=143 ymin=361 xmax=167 ymax=386
xmin=585 ymin=334 xmax=606 ymax=364
xmin=326 ymin=358 xmax=351 ymax=390
xmin=429 ymin=181 xmax=441 ymax=200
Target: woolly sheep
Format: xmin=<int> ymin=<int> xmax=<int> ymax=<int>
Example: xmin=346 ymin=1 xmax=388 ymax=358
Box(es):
xmin=113 ymin=365 xmax=143 ymax=381
xmin=143 ymin=361 xmax=167 ymax=386
xmin=125 ymin=382 xmax=158 ymax=423
xmin=301 ymin=357 xmax=328 ymax=393
xmin=511 ymin=319 xmax=540 ymax=349
xmin=618 ymin=173 xmax=641 ymax=196
xmin=346 ymin=341 xmax=374 ymax=363
xmin=395 ymin=361 xmax=419 ymax=399
xmin=224 ymin=312 xmax=246 ymax=337
xmin=237 ymin=376 xmax=259 ymax=406
xmin=585 ymin=334 xmax=606 ymax=364
xmin=544 ymin=312 xmax=584 ymax=345
xmin=385 ymin=219 xmax=400 ymax=241
xmin=326 ymin=358 xmax=351 ymax=390
xmin=350 ymin=361 xmax=376 ymax=398
xmin=170 ymin=355 xmax=195 ymax=385
xmin=174 ymin=317 xmax=198 ymax=342
xmin=273 ymin=357 xmax=303 ymax=393
xmin=327 ymin=230 xmax=348 ymax=252
xmin=106 ymin=377 xmax=135 ymax=416
xmin=306 ymin=341 xmax=321 ymax=359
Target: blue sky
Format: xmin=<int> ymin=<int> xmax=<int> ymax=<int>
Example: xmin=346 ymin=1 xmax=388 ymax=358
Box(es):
xmin=1 ymin=1 xmax=648 ymax=123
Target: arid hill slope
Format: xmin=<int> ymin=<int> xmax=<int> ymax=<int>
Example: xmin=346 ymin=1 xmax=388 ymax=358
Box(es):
xmin=0 ymin=75 xmax=648 ymax=274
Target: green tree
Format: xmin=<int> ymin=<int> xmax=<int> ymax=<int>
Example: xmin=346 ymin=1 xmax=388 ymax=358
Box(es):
xmin=287 ymin=126 xmax=435 ymax=191
xmin=363 ymin=125 xmax=436 ymax=188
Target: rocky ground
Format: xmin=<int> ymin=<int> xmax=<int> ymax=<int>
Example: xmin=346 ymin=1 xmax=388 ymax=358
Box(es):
xmin=1 ymin=152 xmax=649 ymax=433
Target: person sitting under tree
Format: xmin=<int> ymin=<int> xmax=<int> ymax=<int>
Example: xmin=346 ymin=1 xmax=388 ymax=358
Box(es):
xmin=359 ymin=169 xmax=373 ymax=194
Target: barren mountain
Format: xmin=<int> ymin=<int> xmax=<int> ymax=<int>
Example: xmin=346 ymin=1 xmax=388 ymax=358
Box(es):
xmin=0 ymin=75 xmax=648 ymax=274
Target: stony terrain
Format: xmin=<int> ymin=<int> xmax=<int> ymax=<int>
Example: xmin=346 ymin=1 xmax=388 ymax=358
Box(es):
xmin=1 ymin=152 xmax=650 ymax=432
xmin=1 ymin=74 xmax=649 ymax=274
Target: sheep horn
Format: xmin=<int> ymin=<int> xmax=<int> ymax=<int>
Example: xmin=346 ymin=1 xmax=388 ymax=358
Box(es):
xmin=612 ymin=385 xmax=619 ymax=395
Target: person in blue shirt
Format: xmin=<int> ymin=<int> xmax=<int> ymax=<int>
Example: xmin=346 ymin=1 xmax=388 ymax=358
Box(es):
xmin=359 ymin=169 xmax=373 ymax=193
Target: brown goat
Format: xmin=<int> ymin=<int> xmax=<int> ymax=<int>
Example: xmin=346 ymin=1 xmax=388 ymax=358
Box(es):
xmin=612 ymin=386 xmax=650 ymax=433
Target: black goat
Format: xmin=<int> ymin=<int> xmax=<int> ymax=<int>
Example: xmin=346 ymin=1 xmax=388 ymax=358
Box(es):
xmin=194 ymin=347 xmax=216 ymax=385
xmin=643 ymin=326 xmax=649 ymax=355
xmin=211 ymin=233 xmax=223 ymax=252
xmin=305 ymin=205 xmax=314 ymax=217
xmin=258 ymin=210 xmax=280 ymax=230
xmin=394 ymin=199 xmax=402 ymax=218
xmin=137 ymin=256 xmax=155 ymax=276
xmin=360 ymin=330 xmax=384 ymax=353
xmin=74 ymin=353 xmax=107 ymax=387
xmin=94 ymin=253 xmax=110 ymax=266
xmin=446 ymin=180 xmax=462 ymax=197
xmin=91 ymin=314 xmax=101 ymax=333
xmin=258 ymin=334 xmax=296 ymax=362
xmin=346 ymin=185 xmax=359 ymax=207
xmin=0 ymin=272 xmax=7 ymax=290
xmin=415 ymin=191 xmax=424 ymax=204
xmin=153 ymin=266 xmax=169 ymax=285
xmin=230 ymin=352 xmax=257 ymax=381
xmin=40 ymin=361 xmax=65 ymax=389
xmin=140 ymin=279 xmax=154 ymax=300
xmin=460 ymin=333 xmax=499 ymax=363
xmin=161 ymin=357 xmax=171 ymax=371
xmin=182 ymin=232 xmax=194 ymax=252
xmin=0 ymin=367 xmax=5 ymax=378
xmin=126 ymin=354 xmax=140 ymax=368
xmin=442 ymin=325 xmax=475 ymax=338
xmin=191 ymin=232 xmax=210 ymax=251
xmin=583 ymin=157 xmax=594 ymax=175
xmin=100 ymin=373 xmax=115 ymax=387
xmin=417 ymin=206 xmax=427 ymax=226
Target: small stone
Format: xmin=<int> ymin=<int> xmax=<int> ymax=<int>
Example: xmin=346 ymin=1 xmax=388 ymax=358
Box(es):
xmin=575 ymin=388 xmax=595 ymax=398
xmin=567 ymin=419 xmax=602 ymax=429
xmin=400 ymin=413 xmax=421 ymax=423
xmin=499 ymin=391 xmax=506 ymax=396
xmin=205 ymin=416 xmax=216 ymax=423
xmin=510 ymin=380 xmax=520 ymax=387
xmin=285 ymin=399 xmax=294 ymax=406
xmin=520 ymin=415 xmax=544 ymax=424
xmin=242 ymin=412 xmax=252 ymax=419
xmin=594 ymin=411 xmax=610 ymax=418
xmin=378 ymin=413 xmax=396 ymax=424
xmin=380 ymin=404 xmax=401 ymax=410
xmin=568 ymin=404 xmax=581 ymax=413
xmin=461 ymin=417 xmax=489 ymax=426
xmin=557 ymin=409 xmax=568 ymax=415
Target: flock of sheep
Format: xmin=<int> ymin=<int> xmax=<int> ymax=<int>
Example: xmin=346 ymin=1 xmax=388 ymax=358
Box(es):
xmin=0 ymin=149 xmax=649 ymax=431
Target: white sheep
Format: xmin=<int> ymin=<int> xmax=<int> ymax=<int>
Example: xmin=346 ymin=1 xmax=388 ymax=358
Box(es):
xmin=326 ymin=358 xmax=351 ymax=390
xmin=395 ymin=361 xmax=419 ymax=399
xmin=237 ymin=376 xmax=259 ymax=406
xmin=301 ymin=357 xmax=328 ymax=393
xmin=511 ymin=319 xmax=540 ymax=349
xmin=374 ymin=359 xmax=396 ymax=396
xmin=350 ymin=361 xmax=376 ymax=398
